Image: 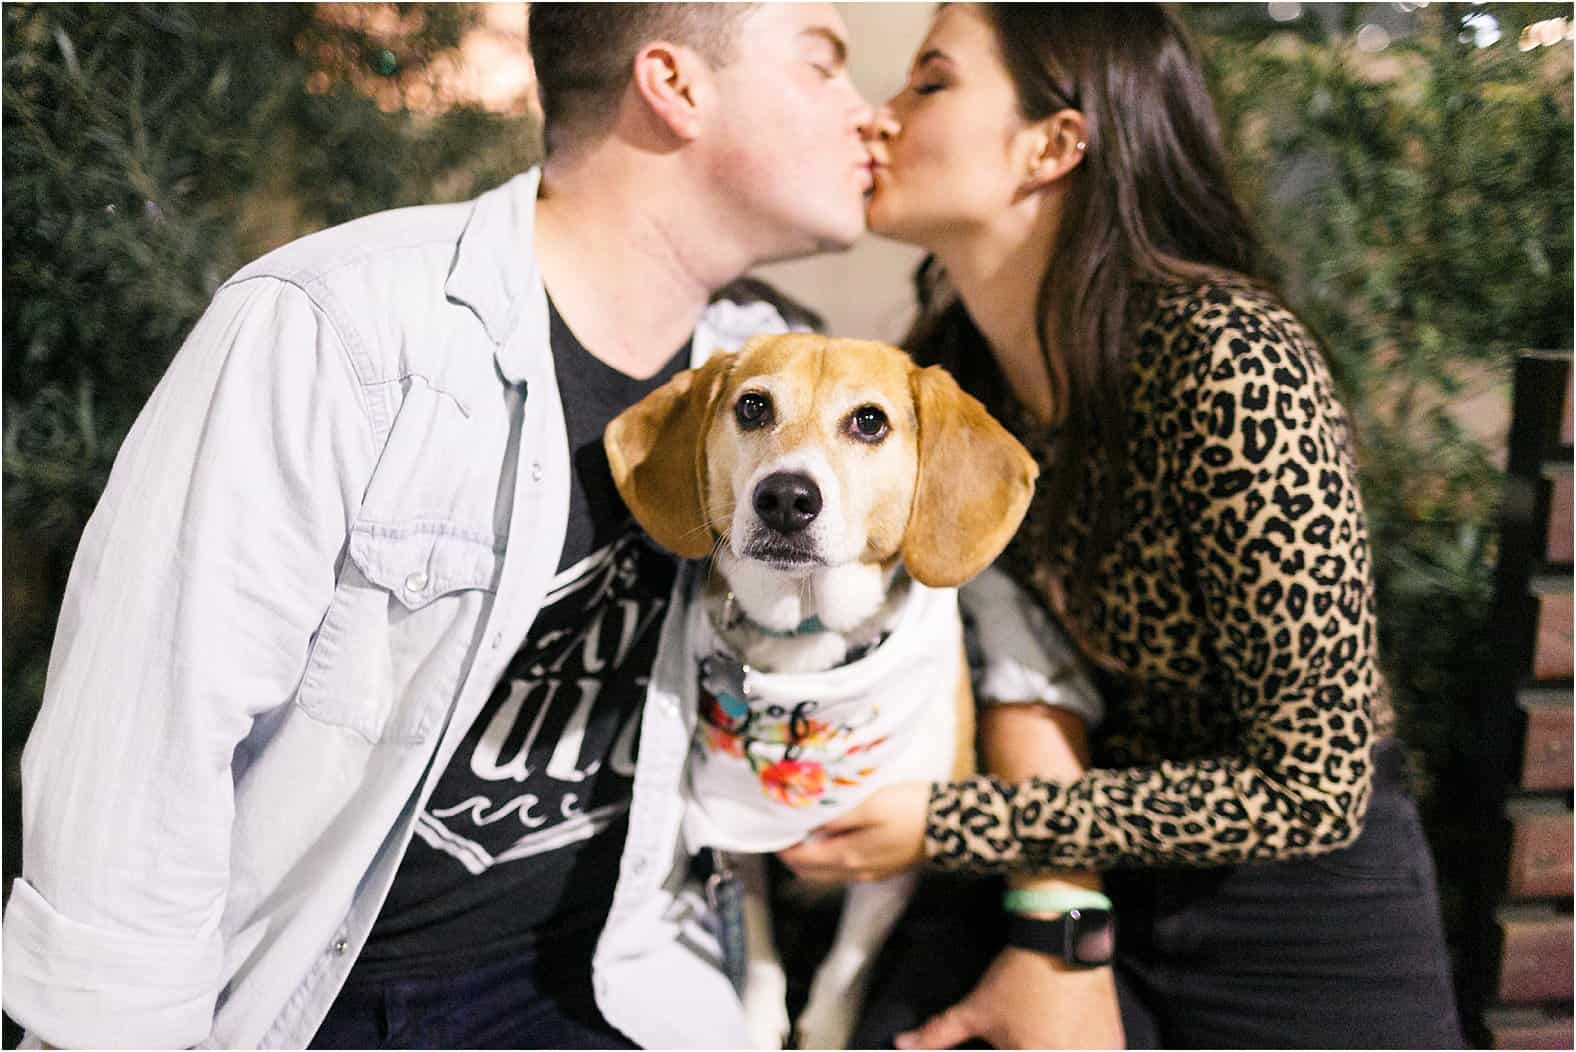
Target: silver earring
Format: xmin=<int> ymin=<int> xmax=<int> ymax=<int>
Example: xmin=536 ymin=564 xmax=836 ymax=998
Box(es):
xmin=1075 ymin=140 xmax=1087 ymax=152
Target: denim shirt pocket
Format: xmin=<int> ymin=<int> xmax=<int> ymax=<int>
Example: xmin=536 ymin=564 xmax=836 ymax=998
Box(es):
xmin=297 ymin=522 xmax=503 ymax=744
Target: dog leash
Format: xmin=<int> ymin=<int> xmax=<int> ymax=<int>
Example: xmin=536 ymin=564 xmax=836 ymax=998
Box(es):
xmin=705 ymin=848 xmax=749 ymax=996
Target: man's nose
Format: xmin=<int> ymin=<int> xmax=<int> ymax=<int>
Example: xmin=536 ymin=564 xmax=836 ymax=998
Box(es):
xmin=851 ymin=96 xmax=877 ymax=139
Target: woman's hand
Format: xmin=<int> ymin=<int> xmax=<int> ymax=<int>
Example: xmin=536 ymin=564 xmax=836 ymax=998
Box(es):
xmin=776 ymin=780 xmax=932 ymax=883
xmin=895 ymin=946 xmax=1125 ymax=1050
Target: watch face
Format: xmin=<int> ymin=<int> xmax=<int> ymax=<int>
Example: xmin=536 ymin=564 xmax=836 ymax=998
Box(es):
xmin=1067 ymin=908 xmax=1116 ymax=965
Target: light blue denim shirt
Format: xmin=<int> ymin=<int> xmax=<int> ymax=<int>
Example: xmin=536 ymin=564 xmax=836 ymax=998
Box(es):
xmin=3 ymin=167 xmax=1099 ymax=1050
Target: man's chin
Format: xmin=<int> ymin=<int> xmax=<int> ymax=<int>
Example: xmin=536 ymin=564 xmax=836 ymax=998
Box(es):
xmin=819 ymin=209 xmax=869 ymax=252
xmin=760 ymin=209 xmax=867 ymax=263
xmin=817 ymin=231 xmax=865 ymax=254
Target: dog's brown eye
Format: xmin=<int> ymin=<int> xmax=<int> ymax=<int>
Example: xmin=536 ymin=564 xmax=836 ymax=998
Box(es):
xmin=849 ymin=405 xmax=889 ymax=442
xmin=735 ymin=391 xmax=773 ymax=430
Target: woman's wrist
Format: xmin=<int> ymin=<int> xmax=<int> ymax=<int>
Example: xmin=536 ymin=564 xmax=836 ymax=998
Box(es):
xmin=1008 ymin=869 xmax=1102 ymax=893
xmin=1006 ymin=870 xmax=1106 ymax=918
xmin=1002 ymin=884 xmax=1118 ymax=969
xmin=1004 ymin=941 xmax=1117 ymax=975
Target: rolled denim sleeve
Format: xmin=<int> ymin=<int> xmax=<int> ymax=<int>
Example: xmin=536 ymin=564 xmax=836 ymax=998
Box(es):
xmin=959 ymin=564 xmax=1102 ymax=727
xmin=3 ymin=277 xmax=379 ymax=1048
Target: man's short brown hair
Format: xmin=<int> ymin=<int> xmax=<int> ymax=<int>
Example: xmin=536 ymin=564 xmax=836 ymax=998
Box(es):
xmin=528 ymin=3 xmax=756 ymax=158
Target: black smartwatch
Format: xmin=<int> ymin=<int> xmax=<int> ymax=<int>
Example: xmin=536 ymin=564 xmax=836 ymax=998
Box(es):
xmin=1004 ymin=907 xmax=1116 ymax=967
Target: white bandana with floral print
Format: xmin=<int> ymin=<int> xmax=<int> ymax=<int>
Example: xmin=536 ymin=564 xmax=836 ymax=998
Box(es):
xmin=681 ymin=581 xmax=964 ymax=855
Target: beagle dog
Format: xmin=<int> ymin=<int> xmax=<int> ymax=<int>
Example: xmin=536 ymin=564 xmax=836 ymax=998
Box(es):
xmin=605 ymin=333 xmax=1036 ymax=1049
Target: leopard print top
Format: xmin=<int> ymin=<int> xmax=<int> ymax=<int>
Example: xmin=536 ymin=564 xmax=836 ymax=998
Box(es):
xmin=926 ymin=279 xmax=1395 ymax=872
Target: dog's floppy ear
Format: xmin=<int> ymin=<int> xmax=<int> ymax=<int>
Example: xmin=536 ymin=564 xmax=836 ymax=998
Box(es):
xmin=605 ymin=353 xmax=732 ymax=559
xmin=902 ymin=365 xmax=1039 ymax=588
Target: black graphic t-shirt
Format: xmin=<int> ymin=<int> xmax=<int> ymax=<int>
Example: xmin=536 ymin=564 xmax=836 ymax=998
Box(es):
xmin=352 ymin=300 xmax=690 ymax=979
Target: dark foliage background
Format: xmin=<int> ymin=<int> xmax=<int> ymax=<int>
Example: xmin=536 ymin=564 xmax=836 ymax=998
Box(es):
xmin=2 ymin=2 xmax=1571 ymax=1045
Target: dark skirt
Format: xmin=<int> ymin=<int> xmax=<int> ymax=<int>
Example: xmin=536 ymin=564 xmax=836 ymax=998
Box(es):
xmin=850 ymin=739 xmax=1464 ymax=1050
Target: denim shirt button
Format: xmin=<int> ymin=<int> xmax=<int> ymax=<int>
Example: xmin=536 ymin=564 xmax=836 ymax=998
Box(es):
xmin=332 ymin=938 xmax=349 ymax=956
xmin=404 ymin=571 xmax=429 ymax=593
xmin=530 ymin=460 xmax=544 ymax=483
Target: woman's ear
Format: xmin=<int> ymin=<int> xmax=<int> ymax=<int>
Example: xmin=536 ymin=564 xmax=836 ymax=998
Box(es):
xmin=605 ymin=352 xmax=732 ymax=559
xmin=901 ymin=365 xmax=1039 ymax=588
xmin=630 ymin=41 xmax=709 ymax=142
xmin=1020 ymin=108 xmax=1089 ymax=194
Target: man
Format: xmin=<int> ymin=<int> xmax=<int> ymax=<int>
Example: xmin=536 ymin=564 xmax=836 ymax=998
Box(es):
xmin=3 ymin=5 xmax=873 ymax=1047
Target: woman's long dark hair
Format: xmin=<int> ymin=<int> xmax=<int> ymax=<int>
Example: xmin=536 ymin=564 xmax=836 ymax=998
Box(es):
xmin=906 ymin=3 xmax=1268 ymax=667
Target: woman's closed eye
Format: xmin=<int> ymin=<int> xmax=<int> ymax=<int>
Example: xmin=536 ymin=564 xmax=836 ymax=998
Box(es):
xmin=912 ymin=81 xmax=946 ymax=96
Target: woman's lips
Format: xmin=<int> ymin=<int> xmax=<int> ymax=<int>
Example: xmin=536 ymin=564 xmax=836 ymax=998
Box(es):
xmin=865 ymin=161 xmax=891 ymax=197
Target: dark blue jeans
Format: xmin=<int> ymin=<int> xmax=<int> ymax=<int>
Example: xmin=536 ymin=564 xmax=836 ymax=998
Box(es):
xmin=852 ymin=740 xmax=1464 ymax=1049
xmin=308 ymin=940 xmax=637 ymax=1050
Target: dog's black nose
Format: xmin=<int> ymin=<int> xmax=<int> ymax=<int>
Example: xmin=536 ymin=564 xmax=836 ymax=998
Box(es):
xmin=753 ymin=472 xmax=822 ymax=534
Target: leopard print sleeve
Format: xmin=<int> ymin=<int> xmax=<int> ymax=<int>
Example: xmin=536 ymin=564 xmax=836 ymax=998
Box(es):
xmin=927 ymin=287 xmax=1386 ymax=873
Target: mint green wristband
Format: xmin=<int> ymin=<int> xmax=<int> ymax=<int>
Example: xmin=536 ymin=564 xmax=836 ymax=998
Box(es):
xmin=1002 ymin=888 xmax=1113 ymax=915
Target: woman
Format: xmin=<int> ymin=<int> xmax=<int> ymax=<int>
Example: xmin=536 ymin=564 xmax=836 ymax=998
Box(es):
xmin=779 ymin=5 xmax=1463 ymax=1048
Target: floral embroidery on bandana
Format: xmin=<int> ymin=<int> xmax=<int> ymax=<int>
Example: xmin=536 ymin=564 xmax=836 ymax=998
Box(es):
xmin=760 ymin=759 xmax=826 ymax=808
xmin=698 ymin=655 xmax=884 ymax=808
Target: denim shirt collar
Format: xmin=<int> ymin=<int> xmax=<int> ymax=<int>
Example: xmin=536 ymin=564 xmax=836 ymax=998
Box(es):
xmin=444 ymin=167 xmax=548 ymax=386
